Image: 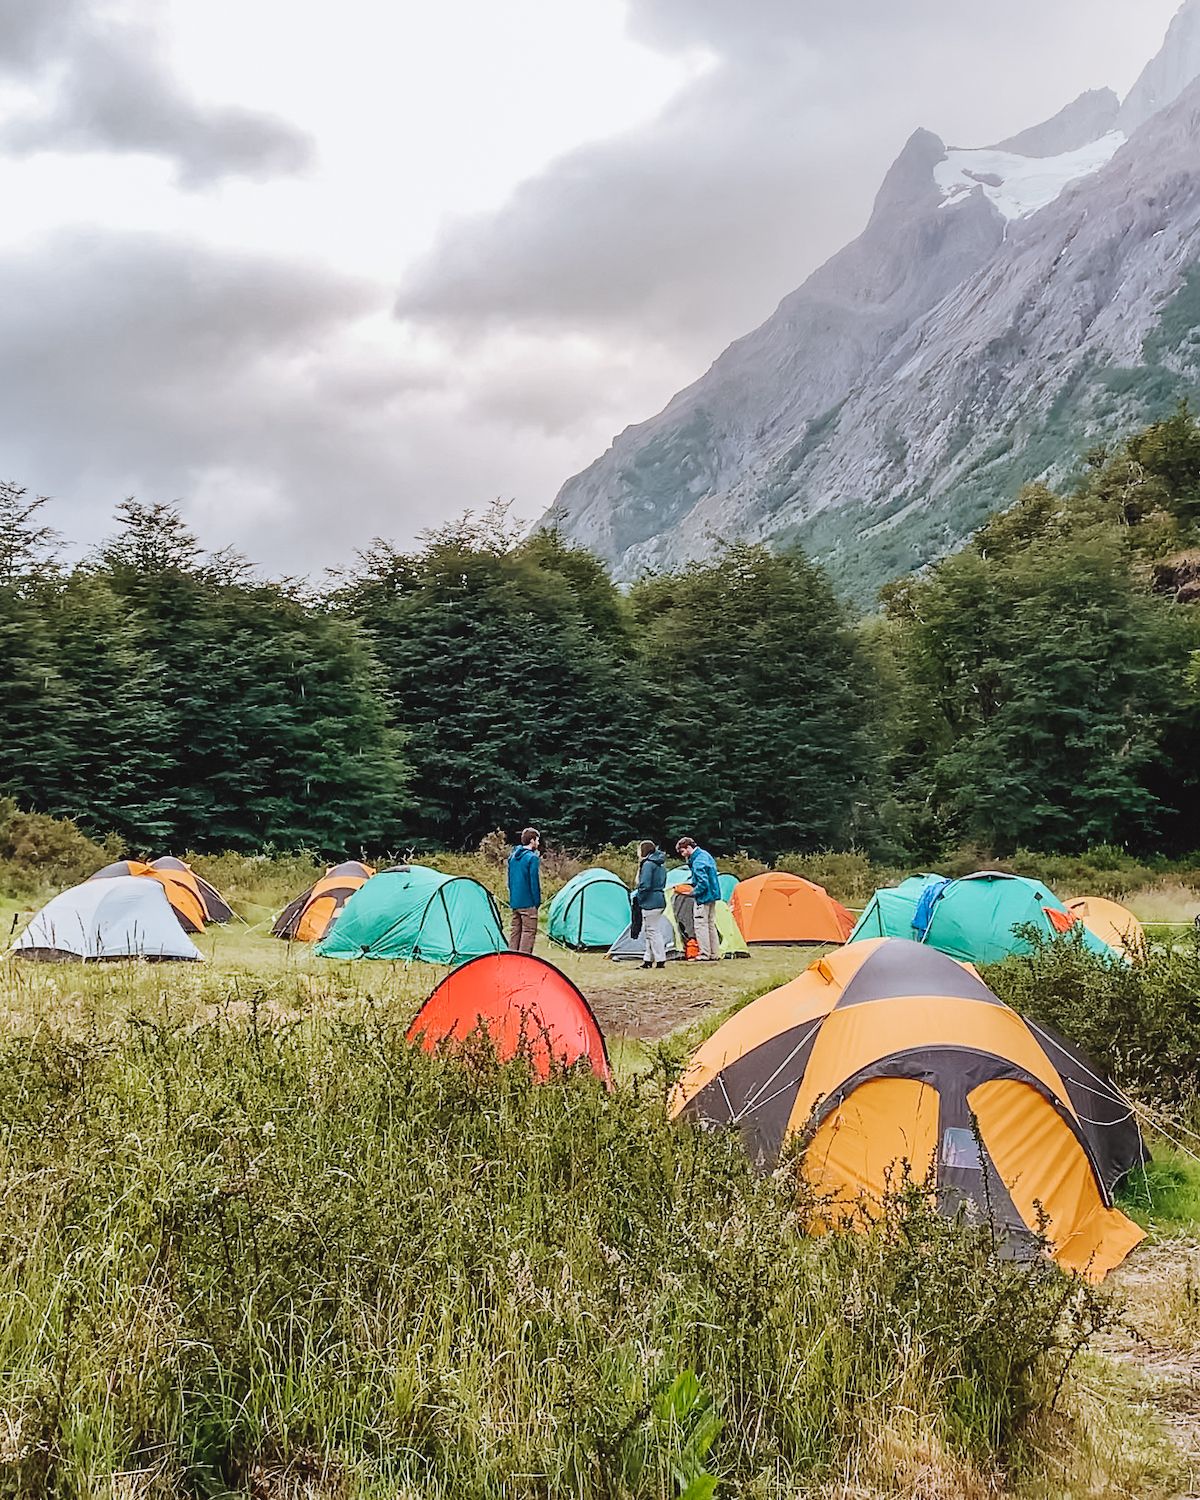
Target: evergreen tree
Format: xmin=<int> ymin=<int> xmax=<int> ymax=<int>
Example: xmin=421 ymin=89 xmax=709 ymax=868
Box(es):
xmin=0 ymin=486 xmax=68 ymax=809
xmin=37 ymin=570 xmax=175 ymax=845
xmin=96 ymin=501 xmax=407 ymax=851
xmin=337 ymin=512 xmax=658 ymax=849
xmin=883 ymin=484 xmax=1199 ymax=853
xmin=629 ymin=544 xmax=881 ymax=858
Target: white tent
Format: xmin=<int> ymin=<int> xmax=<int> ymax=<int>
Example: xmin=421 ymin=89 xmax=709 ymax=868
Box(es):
xmin=9 ymin=877 xmax=205 ymax=962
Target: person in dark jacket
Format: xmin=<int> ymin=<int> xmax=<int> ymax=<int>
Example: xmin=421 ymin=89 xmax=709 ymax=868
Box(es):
xmin=507 ymin=827 xmax=542 ymax=954
xmin=676 ymin=837 xmax=721 ymax=961
xmin=633 ymin=840 xmax=668 ymax=969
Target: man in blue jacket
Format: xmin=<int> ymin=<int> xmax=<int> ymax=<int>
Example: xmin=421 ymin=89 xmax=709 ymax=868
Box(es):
xmin=507 ymin=827 xmax=542 ymax=954
xmin=676 ymin=837 xmax=721 ymax=961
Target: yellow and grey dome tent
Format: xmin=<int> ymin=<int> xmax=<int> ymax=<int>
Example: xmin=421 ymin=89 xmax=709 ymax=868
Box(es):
xmin=671 ymin=937 xmax=1145 ymax=1281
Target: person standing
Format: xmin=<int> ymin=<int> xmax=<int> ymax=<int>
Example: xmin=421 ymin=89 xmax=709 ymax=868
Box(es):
xmin=507 ymin=827 xmax=542 ymax=954
xmin=634 ymin=840 xmax=668 ymax=969
xmin=676 ymin=837 xmax=720 ymax=961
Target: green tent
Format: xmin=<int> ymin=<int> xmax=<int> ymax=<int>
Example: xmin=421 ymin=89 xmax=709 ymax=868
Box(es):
xmin=849 ymin=872 xmax=1116 ymax=965
xmin=316 ymin=865 xmax=504 ymax=964
xmin=549 ymin=868 xmax=630 ymax=951
xmin=607 ymin=898 xmax=749 ymax=960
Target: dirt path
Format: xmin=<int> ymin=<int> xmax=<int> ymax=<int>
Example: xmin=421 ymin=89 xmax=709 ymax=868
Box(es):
xmin=547 ymin=944 xmax=811 ymax=1044
xmin=1103 ymin=1240 xmax=1200 ymax=1496
xmin=586 ymin=976 xmax=724 ymax=1041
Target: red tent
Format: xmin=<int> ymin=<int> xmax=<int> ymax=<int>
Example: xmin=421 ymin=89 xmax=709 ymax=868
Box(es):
xmin=407 ymin=952 xmax=612 ymax=1086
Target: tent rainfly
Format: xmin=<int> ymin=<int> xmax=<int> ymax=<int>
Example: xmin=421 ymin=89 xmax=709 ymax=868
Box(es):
xmin=548 ymin=868 xmax=631 ymax=951
xmin=731 ymin=872 xmax=855 ymax=945
xmin=150 ymin=857 xmax=234 ymax=923
xmin=89 ymin=860 xmax=207 ymax=934
xmin=315 ymin=865 xmax=504 ymax=964
xmin=273 ymin=861 xmax=375 ymax=942
xmin=407 ymin=951 xmax=612 ymax=1085
xmin=671 ymin=937 xmax=1145 ymax=1281
xmin=849 ymin=872 xmax=1117 ymax=965
xmin=10 ymin=877 xmax=205 ymax=963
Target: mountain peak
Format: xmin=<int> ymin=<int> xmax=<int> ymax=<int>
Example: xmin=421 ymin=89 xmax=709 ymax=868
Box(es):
xmin=1120 ymin=0 xmax=1200 ymax=133
xmin=991 ymin=88 xmax=1120 ymax=157
xmin=868 ymin=128 xmax=946 ymax=220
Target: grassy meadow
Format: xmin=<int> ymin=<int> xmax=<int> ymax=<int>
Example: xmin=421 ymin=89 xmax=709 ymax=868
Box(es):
xmin=2 ymin=852 xmax=1200 ymax=1497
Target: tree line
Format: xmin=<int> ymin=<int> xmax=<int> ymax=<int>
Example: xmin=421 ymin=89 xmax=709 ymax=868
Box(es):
xmin=2 ymin=406 xmax=1199 ymax=862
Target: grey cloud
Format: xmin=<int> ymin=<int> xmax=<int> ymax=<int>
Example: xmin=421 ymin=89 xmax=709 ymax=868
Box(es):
xmin=0 ymin=0 xmax=81 ymax=68
xmin=0 ymin=230 xmax=632 ymax=573
xmin=0 ymin=0 xmax=313 ymax=186
xmin=396 ymin=0 xmax=1178 ymax=357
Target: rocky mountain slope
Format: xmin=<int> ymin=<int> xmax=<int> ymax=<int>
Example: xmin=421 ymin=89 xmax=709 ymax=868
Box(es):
xmin=545 ymin=1 xmax=1200 ymax=601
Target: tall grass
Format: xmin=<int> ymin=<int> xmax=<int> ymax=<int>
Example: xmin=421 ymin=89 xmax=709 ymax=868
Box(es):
xmin=0 ymin=1009 xmax=1117 ymax=1498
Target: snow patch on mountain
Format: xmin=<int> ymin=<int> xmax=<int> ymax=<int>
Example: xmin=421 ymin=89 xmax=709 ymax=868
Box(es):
xmin=933 ymin=131 xmax=1125 ymax=220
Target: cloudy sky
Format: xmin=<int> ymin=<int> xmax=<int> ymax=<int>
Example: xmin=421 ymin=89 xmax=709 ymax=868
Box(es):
xmin=0 ymin=0 xmax=1180 ymax=574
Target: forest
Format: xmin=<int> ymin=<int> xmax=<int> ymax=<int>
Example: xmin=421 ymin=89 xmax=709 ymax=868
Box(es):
xmin=2 ymin=405 xmax=1199 ymax=862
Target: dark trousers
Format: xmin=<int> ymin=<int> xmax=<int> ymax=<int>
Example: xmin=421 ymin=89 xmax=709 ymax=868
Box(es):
xmin=509 ymin=907 xmax=538 ymax=954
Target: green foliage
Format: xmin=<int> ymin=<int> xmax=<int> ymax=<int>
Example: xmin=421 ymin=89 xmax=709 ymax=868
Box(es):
xmin=983 ymin=930 xmax=1200 ymax=1105
xmin=0 ymin=498 xmax=408 ymax=854
xmin=1142 ymin=265 xmax=1200 ymax=369
xmin=1122 ymin=1149 xmax=1200 ymax=1234
xmin=0 ymin=800 xmax=119 ymax=900
xmin=629 ymin=544 xmax=882 ymax=858
xmin=0 ymin=1010 xmax=1117 ymax=1497
xmin=881 ymin=457 xmax=1200 ymax=854
xmin=338 ymin=508 xmax=668 ymax=850
xmin=3 ymin=401 xmax=1200 ymax=864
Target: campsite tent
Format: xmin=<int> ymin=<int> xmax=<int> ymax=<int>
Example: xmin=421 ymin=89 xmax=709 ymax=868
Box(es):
xmin=608 ymin=898 xmax=749 ymax=960
xmin=10 ymin=877 xmax=204 ymax=963
xmin=315 ymin=865 xmax=504 ymax=964
xmin=407 ymin=952 xmax=612 ymax=1084
xmin=150 ymin=857 xmax=234 ymax=923
xmin=730 ymin=872 xmax=855 ymax=945
xmin=273 ymin=861 xmax=375 ymax=942
xmin=670 ymin=937 xmax=1145 ymax=1280
xmin=718 ymin=873 xmax=739 ymax=905
xmin=548 ymin=868 xmax=631 ymax=951
xmin=1066 ymin=897 xmax=1146 ymax=958
xmin=89 ymin=860 xmax=206 ymax=934
xmin=849 ymin=872 xmax=1115 ymax=965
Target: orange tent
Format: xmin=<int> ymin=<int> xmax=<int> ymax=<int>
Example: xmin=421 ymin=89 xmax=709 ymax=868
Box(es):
xmin=1066 ymin=897 xmax=1145 ymax=958
xmin=670 ymin=938 xmax=1145 ymax=1281
xmin=731 ymin=871 xmax=854 ymax=945
xmin=150 ymin=857 xmax=234 ymax=923
xmin=272 ymin=861 xmax=374 ymax=943
xmin=407 ymin=952 xmax=612 ymax=1086
xmin=89 ymin=860 xmax=206 ymax=934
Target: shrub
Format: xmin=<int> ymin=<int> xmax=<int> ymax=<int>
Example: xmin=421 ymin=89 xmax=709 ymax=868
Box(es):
xmin=0 ymin=1015 xmax=1116 ymax=1497
xmin=983 ymin=930 xmax=1200 ymax=1105
xmin=189 ymin=848 xmax=328 ymax=915
xmin=0 ymin=799 xmax=119 ymax=899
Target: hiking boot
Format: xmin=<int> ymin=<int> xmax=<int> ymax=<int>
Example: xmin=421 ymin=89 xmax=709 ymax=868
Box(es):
xmin=639 ymin=961 xmax=652 ymax=969
xmin=655 ymin=961 xmax=666 ymax=969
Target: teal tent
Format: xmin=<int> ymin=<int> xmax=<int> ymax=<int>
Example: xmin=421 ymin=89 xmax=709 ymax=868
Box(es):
xmin=316 ymin=865 xmax=504 ymax=964
xmin=549 ymin=868 xmax=630 ymax=951
xmin=665 ymin=867 xmax=739 ymax=903
xmin=849 ymin=872 xmax=1116 ymax=965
